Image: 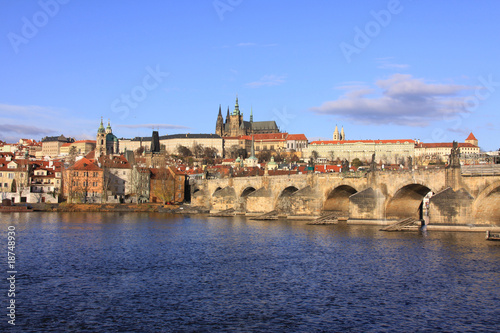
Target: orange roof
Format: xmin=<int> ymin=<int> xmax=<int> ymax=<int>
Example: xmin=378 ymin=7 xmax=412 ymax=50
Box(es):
xmin=74 ymin=140 xmax=96 ymax=144
xmin=310 ymin=139 xmax=415 ymax=145
xmin=287 ymin=134 xmax=308 ymax=141
xmin=70 ymin=157 xmax=102 ymax=171
xmin=416 ymin=142 xmax=478 ymax=148
xmin=99 ymin=155 xmax=131 ymax=169
xmin=466 ymin=133 xmax=477 ymax=141
xmin=61 ymin=143 xmax=72 ymax=147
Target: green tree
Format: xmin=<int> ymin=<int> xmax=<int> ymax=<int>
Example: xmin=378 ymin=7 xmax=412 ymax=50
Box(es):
xmin=351 ymin=158 xmax=363 ymax=168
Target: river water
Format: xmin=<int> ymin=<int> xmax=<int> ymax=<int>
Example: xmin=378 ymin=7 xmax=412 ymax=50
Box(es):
xmin=1 ymin=212 xmax=499 ymax=332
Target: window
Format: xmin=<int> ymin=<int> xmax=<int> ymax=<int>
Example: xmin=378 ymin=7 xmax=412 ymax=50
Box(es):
xmin=123 ymin=171 xmax=126 ymax=175
xmin=0 ymin=173 xmax=2 ymax=177
xmin=8 ymin=173 xmax=14 ymax=179
xmin=4 ymin=183 xmax=7 ymax=188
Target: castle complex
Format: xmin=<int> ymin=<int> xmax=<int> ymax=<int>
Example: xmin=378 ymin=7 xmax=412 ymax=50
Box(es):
xmin=215 ymin=96 xmax=280 ymax=137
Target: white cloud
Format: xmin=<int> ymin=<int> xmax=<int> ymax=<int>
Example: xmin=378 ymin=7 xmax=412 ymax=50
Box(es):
xmin=0 ymin=124 xmax=54 ymax=135
xmin=310 ymin=74 xmax=476 ymax=127
xmin=246 ymin=75 xmax=286 ymax=88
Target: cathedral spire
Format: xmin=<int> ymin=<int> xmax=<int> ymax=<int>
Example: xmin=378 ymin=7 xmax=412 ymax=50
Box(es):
xmin=226 ymin=106 xmax=230 ymax=122
xmin=340 ymin=126 xmax=345 ymax=141
xmin=218 ymin=104 xmax=222 ymax=116
xmin=250 ymin=106 xmax=253 ymax=122
xmin=233 ymin=95 xmax=240 ymax=115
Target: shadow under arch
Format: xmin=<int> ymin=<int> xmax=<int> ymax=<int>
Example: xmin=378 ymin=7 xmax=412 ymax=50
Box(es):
xmin=386 ymin=183 xmax=432 ymax=220
xmin=473 ymin=181 xmax=500 ymax=225
xmin=212 ymin=187 xmax=222 ymax=196
xmin=275 ymin=186 xmax=299 ymax=212
xmin=323 ymin=185 xmax=358 ymax=215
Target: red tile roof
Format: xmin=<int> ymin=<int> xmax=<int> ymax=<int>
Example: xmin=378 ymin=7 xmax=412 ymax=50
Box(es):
xmin=287 ymin=134 xmax=308 ymax=141
xmin=466 ymin=133 xmax=477 ymax=141
xmin=74 ymin=140 xmax=96 ymax=144
xmin=310 ymin=139 xmax=415 ymax=145
xmin=416 ymin=142 xmax=478 ymax=148
xmin=70 ymin=157 xmax=102 ymax=171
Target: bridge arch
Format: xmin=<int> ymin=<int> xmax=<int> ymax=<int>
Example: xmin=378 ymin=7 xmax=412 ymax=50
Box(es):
xmin=237 ymin=186 xmax=257 ymax=212
xmin=385 ymin=183 xmax=433 ymax=220
xmin=473 ymin=181 xmax=500 ymax=225
xmin=241 ymin=187 xmax=256 ymax=197
xmin=275 ymin=186 xmax=299 ymax=212
xmin=323 ymin=185 xmax=358 ymax=215
xmin=212 ymin=187 xmax=223 ymax=196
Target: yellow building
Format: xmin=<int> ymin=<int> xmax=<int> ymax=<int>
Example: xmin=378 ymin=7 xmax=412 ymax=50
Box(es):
xmin=414 ymin=133 xmax=480 ymax=165
xmin=60 ymin=140 xmax=97 ymax=156
xmin=41 ymin=135 xmax=74 ymax=157
xmin=305 ymin=139 xmax=416 ymax=164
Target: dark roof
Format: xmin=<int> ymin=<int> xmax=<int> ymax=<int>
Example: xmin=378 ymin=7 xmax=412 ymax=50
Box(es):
xmin=130 ymin=136 xmax=152 ymax=142
xmin=126 ymin=134 xmax=222 ymax=142
xmin=251 ymin=121 xmax=279 ymax=130
xmin=159 ymin=134 xmax=222 ymax=140
xmin=42 ymin=135 xmax=74 ymax=143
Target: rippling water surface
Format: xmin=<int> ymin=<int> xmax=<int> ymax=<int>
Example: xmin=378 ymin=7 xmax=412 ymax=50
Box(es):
xmin=1 ymin=212 xmax=500 ymax=332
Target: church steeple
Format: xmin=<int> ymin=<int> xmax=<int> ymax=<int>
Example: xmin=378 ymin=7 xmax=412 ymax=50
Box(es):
xmin=250 ymin=106 xmax=253 ymax=123
xmin=106 ymin=120 xmax=112 ymax=134
xmin=233 ymin=95 xmax=240 ymax=115
xmin=226 ymin=106 xmax=230 ymax=123
xmin=333 ymin=125 xmax=339 ymax=141
xmin=340 ymin=126 xmax=345 ymax=141
xmin=98 ymin=117 xmax=105 ymax=134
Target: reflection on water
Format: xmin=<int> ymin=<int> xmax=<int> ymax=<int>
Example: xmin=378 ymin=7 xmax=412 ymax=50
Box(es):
xmin=1 ymin=212 xmax=499 ymax=332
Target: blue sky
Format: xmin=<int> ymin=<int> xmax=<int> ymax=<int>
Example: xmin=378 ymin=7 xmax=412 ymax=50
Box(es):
xmin=1 ymin=0 xmax=499 ymax=151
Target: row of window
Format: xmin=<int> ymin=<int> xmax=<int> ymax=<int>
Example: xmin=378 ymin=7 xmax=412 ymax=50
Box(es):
xmin=72 ymin=181 xmax=99 ymax=187
xmin=0 ymin=173 xmax=15 ymax=179
xmin=73 ymin=172 xmax=100 ymax=177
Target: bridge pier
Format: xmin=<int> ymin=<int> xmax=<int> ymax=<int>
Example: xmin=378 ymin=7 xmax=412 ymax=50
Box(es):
xmin=348 ymin=187 xmax=386 ymax=221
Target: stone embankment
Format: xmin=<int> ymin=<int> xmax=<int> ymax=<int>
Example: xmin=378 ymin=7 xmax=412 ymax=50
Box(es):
xmin=28 ymin=203 xmax=210 ymax=214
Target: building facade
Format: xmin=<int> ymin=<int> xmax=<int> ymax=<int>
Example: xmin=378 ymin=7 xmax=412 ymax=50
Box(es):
xmin=41 ymin=135 xmax=75 ymax=157
xmin=305 ymin=139 xmax=416 ymax=164
xmin=414 ymin=133 xmax=480 ymax=165
xmin=63 ymin=157 xmax=104 ymax=203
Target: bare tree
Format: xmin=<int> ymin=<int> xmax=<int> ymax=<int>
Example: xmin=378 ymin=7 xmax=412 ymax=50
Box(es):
xmin=176 ymin=145 xmax=192 ymax=157
xmin=151 ymin=163 xmax=174 ymax=204
xmin=192 ymin=143 xmax=204 ymax=158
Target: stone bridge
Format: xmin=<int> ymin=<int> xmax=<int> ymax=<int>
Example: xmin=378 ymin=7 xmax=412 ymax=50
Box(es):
xmin=191 ymin=165 xmax=500 ymax=225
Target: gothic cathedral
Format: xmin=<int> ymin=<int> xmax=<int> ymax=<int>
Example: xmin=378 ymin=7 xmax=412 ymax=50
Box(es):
xmin=216 ymin=96 xmax=280 ymax=137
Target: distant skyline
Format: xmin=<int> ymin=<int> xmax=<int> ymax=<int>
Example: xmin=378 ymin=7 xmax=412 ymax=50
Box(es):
xmin=1 ymin=1 xmax=499 ymax=151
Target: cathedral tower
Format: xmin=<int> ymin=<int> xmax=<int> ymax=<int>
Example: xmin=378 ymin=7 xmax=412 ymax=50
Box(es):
xmin=215 ymin=105 xmax=224 ymax=137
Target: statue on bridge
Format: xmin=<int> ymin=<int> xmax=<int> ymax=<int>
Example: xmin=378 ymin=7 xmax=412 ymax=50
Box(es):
xmin=341 ymin=159 xmax=350 ymax=173
xmin=370 ymin=153 xmax=377 ymax=172
xmin=449 ymin=141 xmax=461 ymax=167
